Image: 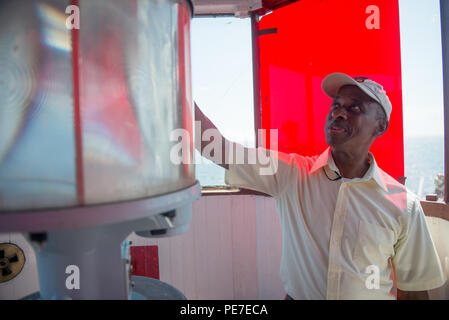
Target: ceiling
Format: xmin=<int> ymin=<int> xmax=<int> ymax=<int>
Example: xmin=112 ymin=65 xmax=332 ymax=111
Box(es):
xmin=191 ymin=0 xmax=299 ymax=17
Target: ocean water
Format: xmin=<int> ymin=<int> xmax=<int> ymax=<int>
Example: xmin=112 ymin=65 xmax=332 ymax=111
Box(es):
xmin=196 ymin=135 xmax=445 ymax=199
xmin=404 ymin=135 xmax=444 ymax=198
xmin=195 ymin=152 xmax=226 ymax=187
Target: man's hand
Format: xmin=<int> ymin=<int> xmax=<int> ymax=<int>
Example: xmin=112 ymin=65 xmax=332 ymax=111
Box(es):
xmin=397 ymin=289 xmax=429 ymax=300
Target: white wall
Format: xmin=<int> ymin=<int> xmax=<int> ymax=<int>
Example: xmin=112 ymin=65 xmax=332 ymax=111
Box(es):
xmin=0 ymin=195 xmax=285 ymax=300
xmin=426 ymin=216 xmax=449 ymax=300
xmin=128 ymin=195 xmax=285 ymax=300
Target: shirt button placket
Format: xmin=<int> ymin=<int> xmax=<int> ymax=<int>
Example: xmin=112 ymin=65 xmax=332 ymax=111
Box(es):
xmin=326 ymin=185 xmax=347 ymax=300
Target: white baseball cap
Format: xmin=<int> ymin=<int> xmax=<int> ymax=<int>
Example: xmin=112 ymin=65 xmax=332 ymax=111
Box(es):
xmin=322 ymin=72 xmax=392 ymax=121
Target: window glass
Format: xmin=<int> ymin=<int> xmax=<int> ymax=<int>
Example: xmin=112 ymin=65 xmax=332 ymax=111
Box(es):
xmin=399 ymin=0 xmax=444 ymax=198
xmin=191 ymin=17 xmax=254 ymax=187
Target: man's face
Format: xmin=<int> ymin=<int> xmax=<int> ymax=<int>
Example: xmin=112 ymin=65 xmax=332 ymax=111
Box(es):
xmin=324 ymin=85 xmax=385 ymax=150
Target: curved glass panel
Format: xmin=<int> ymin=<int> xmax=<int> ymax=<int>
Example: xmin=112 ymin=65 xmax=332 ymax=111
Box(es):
xmin=0 ymin=0 xmax=195 ymax=212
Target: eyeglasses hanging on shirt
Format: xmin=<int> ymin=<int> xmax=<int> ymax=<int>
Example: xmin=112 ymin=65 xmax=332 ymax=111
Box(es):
xmin=323 ymin=167 xmax=342 ymax=181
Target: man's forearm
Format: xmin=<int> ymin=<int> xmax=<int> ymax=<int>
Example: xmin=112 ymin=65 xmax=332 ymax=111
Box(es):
xmin=194 ymin=102 xmax=229 ymax=169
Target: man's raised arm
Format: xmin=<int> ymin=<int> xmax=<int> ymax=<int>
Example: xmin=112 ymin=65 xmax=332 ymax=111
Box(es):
xmin=195 ymin=102 xmax=230 ymax=170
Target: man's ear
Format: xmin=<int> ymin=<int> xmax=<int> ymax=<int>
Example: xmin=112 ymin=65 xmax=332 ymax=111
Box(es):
xmin=375 ymin=119 xmax=388 ymax=137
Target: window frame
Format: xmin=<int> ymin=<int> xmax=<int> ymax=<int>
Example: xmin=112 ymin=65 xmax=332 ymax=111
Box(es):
xmin=195 ymin=13 xmax=265 ymax=196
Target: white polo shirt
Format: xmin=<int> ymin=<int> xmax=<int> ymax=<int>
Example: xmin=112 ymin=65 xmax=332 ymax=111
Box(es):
xmin=225 ymin=147 xmax=447 ymax=299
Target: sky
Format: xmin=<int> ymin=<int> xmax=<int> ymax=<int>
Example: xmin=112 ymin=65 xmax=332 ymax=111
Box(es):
xmin=398 ymin=0 xmax=444 ymax=137
xmin=191 ymin=0 xmax=445 ymax=142
xmin=191 ymin=16 xmax=255 ymax=146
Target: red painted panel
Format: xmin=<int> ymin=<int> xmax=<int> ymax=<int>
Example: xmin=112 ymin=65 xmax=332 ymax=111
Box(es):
xmin=259 ymin=0 xmax=404 ymax=180
xmin=130 ymin=245 xmax=160 ymax=280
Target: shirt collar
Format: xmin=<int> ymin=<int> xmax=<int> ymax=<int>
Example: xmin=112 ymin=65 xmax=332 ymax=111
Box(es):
xmin=310 ymin=147 xmax=387 ymax=192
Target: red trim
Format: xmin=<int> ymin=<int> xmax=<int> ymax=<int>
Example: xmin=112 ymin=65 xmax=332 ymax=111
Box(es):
xmin=71 ymin=0 xmax=84 ymax=205
xmin=130 ymin=246 xmax=160 ymax=279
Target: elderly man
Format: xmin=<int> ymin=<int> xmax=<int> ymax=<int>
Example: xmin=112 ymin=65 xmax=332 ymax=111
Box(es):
xmin=194 ymin=72 xmax=446 ymax=300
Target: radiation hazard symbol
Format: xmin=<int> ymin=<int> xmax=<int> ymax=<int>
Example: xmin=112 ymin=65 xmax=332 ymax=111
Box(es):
xmin=0 ymin=243 xmax=25 ymax=283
